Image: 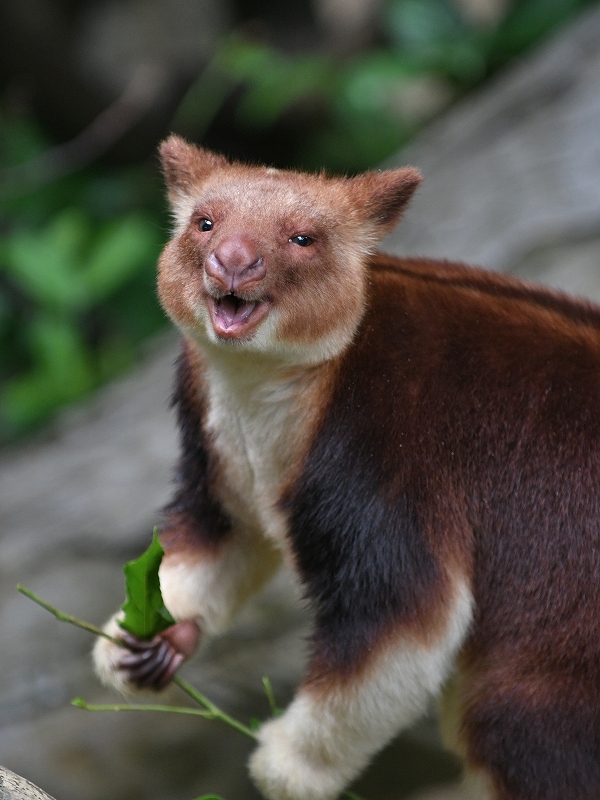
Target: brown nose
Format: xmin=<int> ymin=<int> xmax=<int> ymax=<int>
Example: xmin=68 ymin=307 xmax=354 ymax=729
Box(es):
xmin=205 ymin=235 xmax=266 ymax=294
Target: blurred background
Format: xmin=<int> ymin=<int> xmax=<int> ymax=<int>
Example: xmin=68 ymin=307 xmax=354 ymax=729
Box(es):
xmin=1 ymin=1 xmax=600 ymax=799
xmin=1 ymin=0 xmax=598 ymax=441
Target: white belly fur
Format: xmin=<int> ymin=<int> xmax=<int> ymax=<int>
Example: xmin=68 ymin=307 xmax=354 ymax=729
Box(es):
xmin=203 ymin=350 xmax=331 ymax=554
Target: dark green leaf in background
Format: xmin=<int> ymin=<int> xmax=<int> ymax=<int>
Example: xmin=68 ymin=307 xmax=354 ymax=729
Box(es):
xmin=193 ymin=796 xmax=227 ymax=799
xmin=120 ymin=529 xmax=176 ymax=639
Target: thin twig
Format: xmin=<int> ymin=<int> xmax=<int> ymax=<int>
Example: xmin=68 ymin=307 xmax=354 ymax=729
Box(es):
xmin=72 ymin=698 xmax=212 ymax=716
xmin=18 ymin=584 xmax=367 ymax=798
xmin=17 ymin=585 xmax=121 ymax=644
xmin=173 ymin=677 xmax=257 ymax=740
xmin=262 ymin=676 xmax=279 ymax=717
xmin=72 ymin=697 xmax=214 ymax=717
xmin=17 ymin=584 xmax=256 ymax=740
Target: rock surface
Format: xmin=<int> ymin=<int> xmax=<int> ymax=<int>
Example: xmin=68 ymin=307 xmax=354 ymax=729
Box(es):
xmin=0 ymin=767 xmax=56 ymax=800
xmin=384 ymin=2 xmax=600 ymax=280
xmin=1 ymin=5 xmax=600 ymax=799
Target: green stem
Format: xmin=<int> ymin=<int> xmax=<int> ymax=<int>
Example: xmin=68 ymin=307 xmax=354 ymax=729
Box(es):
xmin=72 ymin=697 xmax=216 ymax=717
xmin=18 ymin=584 xmax=256 ymax=740
xmin=191 ymin=795 xmax=226 ymax=800
xmin=174 ymin=677 xmax=257 ymax=740
xmin=17 ymin=585 xmax=122 ymax=644
xmin=18 ymin=584 xmax=365 ymax=798
xmin=262 ymin=676 xmax=279 ymax=717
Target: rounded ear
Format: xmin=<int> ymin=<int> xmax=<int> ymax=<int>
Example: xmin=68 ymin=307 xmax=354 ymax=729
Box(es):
xmin=159 ymin=135 xmax=229 ymax=197
xmin=349 ymin=167 xmax=422 ymax=235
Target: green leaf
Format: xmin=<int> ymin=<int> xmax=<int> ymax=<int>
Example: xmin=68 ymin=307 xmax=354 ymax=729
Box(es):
xmin=5 ymin=210 xmax=91 ymax=311
xmin=385 ymin=0 xmax=465 ymax=51
xmin=83 ymin=215 xmax=160 ymax=302
xmin=192 ymin=795 xmax=227 ymax=800
xmin=237 ymin=55 xmax=330 ymax=127
xmin=120 ymin=529 xmax=176 ymax=639
xmin=0 ymin=315 xmax=95 ymax=432
xmin=490 ymin=0 xmax=582 ymax=60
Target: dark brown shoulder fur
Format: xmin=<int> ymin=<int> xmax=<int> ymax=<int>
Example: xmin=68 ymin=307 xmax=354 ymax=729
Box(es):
xmin=160 ymin=340 xmax=232 ymax=553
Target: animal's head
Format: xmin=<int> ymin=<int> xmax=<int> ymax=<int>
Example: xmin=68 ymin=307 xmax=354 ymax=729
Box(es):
xmin=158 ymin=135 xmax=421 ymax=364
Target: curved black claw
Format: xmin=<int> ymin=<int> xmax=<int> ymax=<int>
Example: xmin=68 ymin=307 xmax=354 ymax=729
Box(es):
xmin=116 ymin=621 xmax=200 ymax=690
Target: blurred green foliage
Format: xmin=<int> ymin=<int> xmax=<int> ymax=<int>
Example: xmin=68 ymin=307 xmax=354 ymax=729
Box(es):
xmin=0 ymin=116 xmax=166 ymax=440
xmin=0 ymin=0 xmax=596 ymax=442
xmin=178 ymin=0 xmax=597 ymax=171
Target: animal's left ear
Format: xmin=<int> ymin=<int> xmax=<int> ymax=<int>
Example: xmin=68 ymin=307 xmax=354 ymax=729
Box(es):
xmin=349 ymin=167 xmax=422 ymax=235
xmin=159 ymin=135 xmax=229 ymax=199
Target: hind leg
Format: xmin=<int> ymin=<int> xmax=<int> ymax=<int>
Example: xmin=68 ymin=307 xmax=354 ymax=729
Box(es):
xmin=439 ymin=673 xmax=493 ymax=800
xmin=451 ymin=664 xmax=600 ymax=800
xmin=249 ymin=581 xmax=473 ymax=800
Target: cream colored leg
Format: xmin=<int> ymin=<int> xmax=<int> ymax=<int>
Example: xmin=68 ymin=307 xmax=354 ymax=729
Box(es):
xmin=439 ymin=674 xmax=493 ymax=800
xmin=159 ymin=525 xmax=282 ymax=636
xmin=94 ymin=526 xmax=282 ymax=694
xmin=249 ymin=582 xmax=473 ymax=800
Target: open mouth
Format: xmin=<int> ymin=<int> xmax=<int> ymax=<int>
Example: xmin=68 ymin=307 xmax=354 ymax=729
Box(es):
xmin=208 ymin=293 xmax=269 ymax=339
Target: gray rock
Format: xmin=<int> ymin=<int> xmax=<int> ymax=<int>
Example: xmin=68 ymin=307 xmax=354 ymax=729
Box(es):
xmin=383 ymin=3 xmax=600 ymax=284
xmin=0 ymin=767 xmax=55 ymax=800
xmin=0 ymin=334 xmax=178 ymax=576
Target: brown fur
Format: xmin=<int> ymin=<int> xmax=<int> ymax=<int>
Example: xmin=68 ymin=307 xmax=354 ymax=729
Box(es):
xmin=98 ymin=137 xmax=600 ymax=800
xmin=158 ymin=140 xmax=600 ymax=799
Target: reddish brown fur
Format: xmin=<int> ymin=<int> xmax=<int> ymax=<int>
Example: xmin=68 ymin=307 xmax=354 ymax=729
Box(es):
xmin=355 ymin=257 xmax=600 ymax=797
xmin=277 ymin=253 xmax=600 ymax=794
xmin=160 ymin=137 xmax=229 ymax=199
xmin=147 ymin=139 xmax=600 ymax=799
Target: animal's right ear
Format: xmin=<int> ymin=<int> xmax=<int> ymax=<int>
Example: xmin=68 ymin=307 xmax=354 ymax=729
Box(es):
xmin=159 ymin=135 xmax=228 ymax=198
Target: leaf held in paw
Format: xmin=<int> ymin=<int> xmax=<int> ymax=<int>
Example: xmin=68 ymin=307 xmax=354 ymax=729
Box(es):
xmin=119 ymin=529 xmax=176 ymax=638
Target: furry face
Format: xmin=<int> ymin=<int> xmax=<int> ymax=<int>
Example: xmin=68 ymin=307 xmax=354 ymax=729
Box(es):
xmin=157 ymin=136 xmax=421 ymax=364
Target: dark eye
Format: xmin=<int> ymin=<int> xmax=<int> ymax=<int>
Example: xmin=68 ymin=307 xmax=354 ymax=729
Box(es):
xmin=198 ymin=218 xmax=213 ymax=232
xmin=289 ymin=234 xmax=314 ymax=247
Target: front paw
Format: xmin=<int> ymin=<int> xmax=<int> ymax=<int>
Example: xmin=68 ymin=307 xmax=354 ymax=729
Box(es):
xmin=118 ymin=619 xmax=200 ymax=690
xmin=93 ymin=613 xmax=199 ymax=694
xmin=248 ymin=715 xmax=346 ymax=800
